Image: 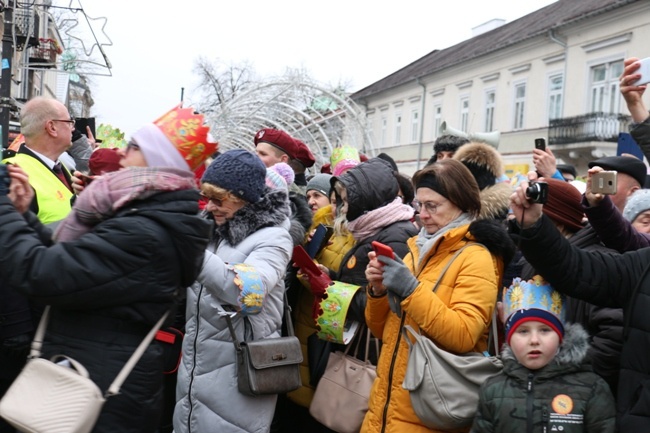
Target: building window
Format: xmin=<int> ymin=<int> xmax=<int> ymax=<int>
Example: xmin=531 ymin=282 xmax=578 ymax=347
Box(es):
xmin=513 ymin=82 xmax=526 ymax=130
xmin=410 ymin=109 xmax=420 ymax=143
xmin=484 ymin=90 xmax=495 ymax=132
xmin=394 ymin=113 xmax=402 ymax=145
xmin=460 ymin=97 xmax=469 ymax=132
xmin=433 ymin=103 xmax=442 ymax=138
xmin=380 ymin=117 xmax=387 ymax=147
xmin=548 ymin=74 xmax=563 ymax=120
xmin=590 ymin=60 xmax=624 ymax=113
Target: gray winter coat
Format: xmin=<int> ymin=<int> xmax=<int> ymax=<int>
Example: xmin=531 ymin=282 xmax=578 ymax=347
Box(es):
xmin=174 ymin=188 xmax=293 ymax=433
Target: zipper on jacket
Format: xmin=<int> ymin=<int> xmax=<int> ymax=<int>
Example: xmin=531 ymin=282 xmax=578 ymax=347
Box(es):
xmin=380 ymin=312 xmax=407 ymax=433
xmin=526 ymin=373 xmax=534 ymax=433
xmin=542 ymin=405 xmax=549 ymax=433
xmin=185 ymin=284 xmax=204 ymax=433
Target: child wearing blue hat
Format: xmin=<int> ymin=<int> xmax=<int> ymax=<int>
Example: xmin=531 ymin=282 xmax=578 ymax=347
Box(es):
xmin=472 ymin=276 xmax=616 ymax=433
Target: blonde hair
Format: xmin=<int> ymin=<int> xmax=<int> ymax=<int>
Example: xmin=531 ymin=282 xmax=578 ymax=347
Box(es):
xmin=200 ymin=183 xmax=245 ymax=204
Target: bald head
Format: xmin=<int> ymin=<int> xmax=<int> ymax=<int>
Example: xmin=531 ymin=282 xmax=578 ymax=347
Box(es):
xmin=20 ymin=96 xmax=73 ymax=160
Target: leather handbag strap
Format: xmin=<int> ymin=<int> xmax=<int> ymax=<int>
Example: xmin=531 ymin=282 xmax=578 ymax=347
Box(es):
xmin=225 ymin=290 xmax=294 ymax=348
xmin=428 ymin=242 xmax=500 ymax=356
xmin=30 ymin=305 xmax=169 ymax=397
xmin=431 ymin=243 xmax=487 ymax=293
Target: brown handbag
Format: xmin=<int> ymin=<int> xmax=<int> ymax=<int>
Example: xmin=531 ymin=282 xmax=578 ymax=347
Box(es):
xmin=225 ymin=293 xmax=302 ymax=396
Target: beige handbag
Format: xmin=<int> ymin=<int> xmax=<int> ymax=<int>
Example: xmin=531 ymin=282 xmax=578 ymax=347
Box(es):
xmin=0 ymin=306 xmax=168 ymax=433
xmin=309 ymin=325 xmax=379 ymax=433
xmin=401 ymin=243 xmax=503 ymax=430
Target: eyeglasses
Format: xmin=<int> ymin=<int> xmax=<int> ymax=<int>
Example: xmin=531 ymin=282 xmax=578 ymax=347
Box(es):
xmin=413 ymin=199 xmax=445 ymax=214
xmin=51 ymin=118 xmax=75 ymax=126
xmin=200 ymin=191 xmax=241 ymax=207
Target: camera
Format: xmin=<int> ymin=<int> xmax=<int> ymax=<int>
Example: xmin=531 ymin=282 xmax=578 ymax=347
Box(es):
xmin=525 ymin=181 xmax=549 ymax=204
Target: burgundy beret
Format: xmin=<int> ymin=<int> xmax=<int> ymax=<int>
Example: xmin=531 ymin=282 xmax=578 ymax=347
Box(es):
xmin=88 ymin=148 xmax=122 ymax=175
xmin=254 ymin=128 xmax=298 ymax=159
xmin=293 ymin=138 xmax=315 ymax=168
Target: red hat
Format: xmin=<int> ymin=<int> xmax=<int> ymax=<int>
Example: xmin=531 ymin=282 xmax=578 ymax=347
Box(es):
xmin=89 ymin=148 xmax=122 ymax=175
xmin=254 ymin=128 xmax=299 ymax=159
xmin=293 ymin=138 xmax=315 ymax=168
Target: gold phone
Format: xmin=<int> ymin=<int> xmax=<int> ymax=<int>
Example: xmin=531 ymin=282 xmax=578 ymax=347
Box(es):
xmin=591 ymin=171 xmax=617 ymax=195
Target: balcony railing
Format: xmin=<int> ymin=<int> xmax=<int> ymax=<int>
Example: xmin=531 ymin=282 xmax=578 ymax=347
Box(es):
xmin=28 ymin=38 xmax=62 ymax=67
xmin=548 ymin=112 xmax=631 ymax=145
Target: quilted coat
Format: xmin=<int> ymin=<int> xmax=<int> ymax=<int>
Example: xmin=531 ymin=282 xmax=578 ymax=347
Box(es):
xmin=362 ymin=219 xmax=515 ymax=433
xmin=174 ymin=187 xmax=293 ymax=433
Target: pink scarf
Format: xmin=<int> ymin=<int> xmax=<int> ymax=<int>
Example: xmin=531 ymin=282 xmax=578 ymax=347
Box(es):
xmin=53 ymin=167 xmax=197 ymax=242
xmin=347 ymin=197 xmax=415 ymax=241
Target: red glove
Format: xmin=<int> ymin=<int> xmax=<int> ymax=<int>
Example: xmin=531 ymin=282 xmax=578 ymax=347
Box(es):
xmin=292 ymin=245 xmax=333 ymax=319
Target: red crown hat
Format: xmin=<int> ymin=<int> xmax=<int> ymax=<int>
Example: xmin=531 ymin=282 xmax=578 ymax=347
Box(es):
xmin=153 ymin=106 xmax=218 ymax=171
xmin=293 ymin=138 xmax=316 ymax=168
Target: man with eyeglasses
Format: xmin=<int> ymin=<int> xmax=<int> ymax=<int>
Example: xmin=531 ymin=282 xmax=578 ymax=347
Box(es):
xmin=2 ymin=96 xmax=75 ymax=225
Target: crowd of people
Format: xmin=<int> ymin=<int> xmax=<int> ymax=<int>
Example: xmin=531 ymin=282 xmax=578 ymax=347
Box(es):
xmin=1 ymin=56 xmax=650 ymax=433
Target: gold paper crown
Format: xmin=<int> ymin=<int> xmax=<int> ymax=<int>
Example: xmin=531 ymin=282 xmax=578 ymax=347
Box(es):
xmin=153 ymin=106 xmax=218 ymax=171
xmin=502 ymin=276 xmax=566 ymax=322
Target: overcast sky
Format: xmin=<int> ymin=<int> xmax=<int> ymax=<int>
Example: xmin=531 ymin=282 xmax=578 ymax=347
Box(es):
xmin=73 ymin=0 xmax=557 ymax=137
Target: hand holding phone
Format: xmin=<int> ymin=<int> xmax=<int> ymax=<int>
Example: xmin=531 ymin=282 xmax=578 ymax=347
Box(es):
xmin=591 ymin=170 xmax=617 ymax=195
xmin=632 ymin=57 xmax=650 ymax=86
xmin=534 ymin=138 xmax=546 ymax=152
xmin=371 ymin=241 xmax=394 ymax=260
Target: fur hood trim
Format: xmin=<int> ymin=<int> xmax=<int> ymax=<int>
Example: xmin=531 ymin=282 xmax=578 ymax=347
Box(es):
xmin=501 ymin=323 xmax=590 ymax=367
xmin=453 ymin=141 xmax=503 ymax=179
xmin=212 ymin=187 xmax=291 ymax=245
xmin=478 ymin=182 xmax=511 ymax=221
xmin=468 ymin=219 xmax=516 ymax=267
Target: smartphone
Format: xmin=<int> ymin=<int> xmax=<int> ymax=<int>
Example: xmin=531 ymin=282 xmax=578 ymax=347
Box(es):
xmin=77 ymin=173 xmax=96 ymax=185
xmin=74 ymin=117 xmax=96 ymax=138
xmin=371 ymin=241 xmax=394 ymax=259
xmin=591 ymin=170 xmax=617 ymax=195
xmin=534 ymin=138 xmax=546 ymax=152
xmin=632 ymin=57 xmax=650 ymax=86
xmin=306 ymin=224 xmax=334 ymax=258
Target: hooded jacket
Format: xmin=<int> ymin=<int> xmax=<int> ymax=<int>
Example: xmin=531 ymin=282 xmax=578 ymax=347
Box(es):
xmin=362 ymin=219 xmax=515 ymax=433
xmin=0 ymin=188 xmax=210 ymax=433
xmin=174 ymin=187 xmax=293 ymax=433
xmin=472 ymin=324 xmax=616 ymax=433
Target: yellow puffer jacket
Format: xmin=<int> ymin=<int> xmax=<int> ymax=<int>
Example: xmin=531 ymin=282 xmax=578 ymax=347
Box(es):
xmin=287 ymin=204 xmax=356 ymax=408
xmin=362 ymin=222 xmax=506 ymax=433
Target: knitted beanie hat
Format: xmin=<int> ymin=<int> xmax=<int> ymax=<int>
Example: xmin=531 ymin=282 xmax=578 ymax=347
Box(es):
xmin=201 ymin=149 xmax=266 ymax=203
xmin=266 ymin=162 xmax=294 ymax=190
xmin=623 ymin=189 xmax=650 ymax=223
xmin=306 ymin=173 xmax=333 ymax=196
xmin=542 ymin=178 xmax=584 ymax=233
xmin=88 ymin=148 xmax=122 ymax=175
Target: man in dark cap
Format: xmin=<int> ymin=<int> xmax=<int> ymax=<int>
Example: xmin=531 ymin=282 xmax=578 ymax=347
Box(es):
xmin=588 ymin=155 xmax=647 ymax=211
xmin=557 ymin=163 xmax=577 ymax=182
xmin=425 ymin=134 xmax=469 ymax=166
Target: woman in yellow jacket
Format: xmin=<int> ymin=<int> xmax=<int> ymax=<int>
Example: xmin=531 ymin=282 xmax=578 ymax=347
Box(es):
xmin=363 ymin=160 xmax=515 ymax=433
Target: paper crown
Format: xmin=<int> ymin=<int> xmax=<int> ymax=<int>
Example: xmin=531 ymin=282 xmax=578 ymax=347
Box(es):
xmin=316 ymin=281 xmax=362 ymax=344
xmin=502 ymin=276 xmax=566 ymax=324
xmin=330 ymin=146 xmax=360 ymax=173
xmin=153 ymin=106 xmax=218 ymax=171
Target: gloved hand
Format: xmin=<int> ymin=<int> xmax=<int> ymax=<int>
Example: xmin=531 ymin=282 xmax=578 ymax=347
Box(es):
xmin=304 ymin=267 xmax=333 ymax=319
xmin=0 ymin=163 xmax=10 ymax=196
xmin=377 ymin=254 xmax=419 ymax=300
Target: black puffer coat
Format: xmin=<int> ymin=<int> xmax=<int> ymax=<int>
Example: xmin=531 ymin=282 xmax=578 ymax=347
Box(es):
xmin=516 ymin=214 xmax=650 ymax=431
xmin=0 ymin=189 xmax=211 ymax=433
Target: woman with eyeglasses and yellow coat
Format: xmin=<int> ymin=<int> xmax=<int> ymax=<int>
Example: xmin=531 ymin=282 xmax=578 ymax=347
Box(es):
xmin=363 ymin=159 xmax=516 ymax=433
